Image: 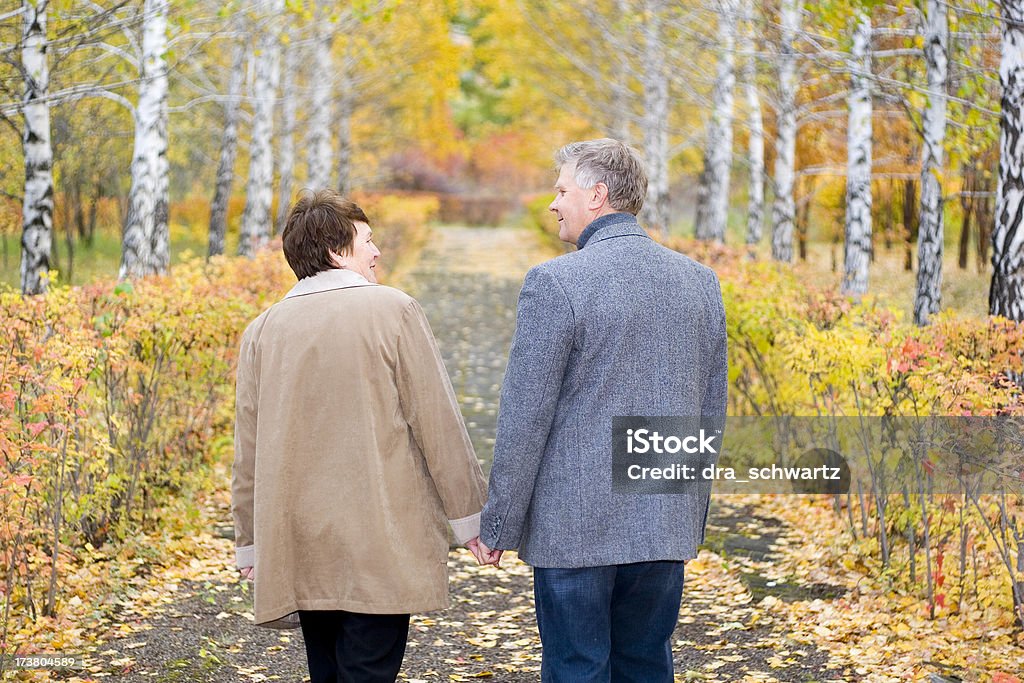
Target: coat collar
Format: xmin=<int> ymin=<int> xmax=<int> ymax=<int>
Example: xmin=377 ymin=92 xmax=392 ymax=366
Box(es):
xmin=283 ymin=268 xmax=374 ymax=299
xmin=576 ymin=212 xmax=650 ymax=249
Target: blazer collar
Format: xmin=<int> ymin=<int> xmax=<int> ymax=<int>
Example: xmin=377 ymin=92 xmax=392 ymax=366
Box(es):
xmin=576 ymin=212 xmax=649 ymax=249
xmin=283 ymin=269 xmax=374 ymax=299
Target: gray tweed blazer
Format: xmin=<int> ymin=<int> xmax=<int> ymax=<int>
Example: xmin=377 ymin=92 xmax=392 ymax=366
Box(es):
xmin=479 ymin=212 xmax=728 ymax=568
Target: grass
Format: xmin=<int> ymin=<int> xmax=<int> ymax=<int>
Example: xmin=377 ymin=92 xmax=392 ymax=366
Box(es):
xmin=0 ymin=224 xmax=241 ymax=289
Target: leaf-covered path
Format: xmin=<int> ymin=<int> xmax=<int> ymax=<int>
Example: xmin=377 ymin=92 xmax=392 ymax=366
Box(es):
xmin=77 ymin=226 xmax=862 ymax=682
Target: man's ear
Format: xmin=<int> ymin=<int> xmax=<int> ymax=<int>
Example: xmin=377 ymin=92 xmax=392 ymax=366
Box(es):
xmin=590 ymin=182 xmax=609 ymax=210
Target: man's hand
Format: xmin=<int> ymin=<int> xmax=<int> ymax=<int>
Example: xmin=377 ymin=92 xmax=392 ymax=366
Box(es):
xmin=239 ymin=566 xmax=255 ymax=581
xmin=467 ymin=537 xmax=503 ymax=567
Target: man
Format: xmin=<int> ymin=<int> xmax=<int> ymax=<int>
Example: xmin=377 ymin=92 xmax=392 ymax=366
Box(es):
xmin=479 ymin=139 xmax=728 ymax=682
xmin=232 ymin=190 xmax=492 ymax=683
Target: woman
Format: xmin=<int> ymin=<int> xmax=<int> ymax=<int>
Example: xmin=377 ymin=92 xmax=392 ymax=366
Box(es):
xmin=232 ymin=189 xmax=495 ymax=682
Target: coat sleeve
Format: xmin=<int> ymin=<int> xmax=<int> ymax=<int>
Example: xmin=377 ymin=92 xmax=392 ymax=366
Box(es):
xmin=701 ymin=271 xmax=728 ymax=419
xmin=231 ymin=322 xmax=258 ymax=569
xmin=480 ymin=266 xmax=574 ymax=550
xmin=396 ymin=298 xmax=487 ymax=544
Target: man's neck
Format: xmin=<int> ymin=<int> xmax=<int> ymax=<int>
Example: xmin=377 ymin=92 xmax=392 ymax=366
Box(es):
xmin=575 ymin=212 xmax=635 ymax=249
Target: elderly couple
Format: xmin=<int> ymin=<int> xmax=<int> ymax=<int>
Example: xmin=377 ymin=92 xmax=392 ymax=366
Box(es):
xmin=231 ymin=138 xmax=728 ymax=683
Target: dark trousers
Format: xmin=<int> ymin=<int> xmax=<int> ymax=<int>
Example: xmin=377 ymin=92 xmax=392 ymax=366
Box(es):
xmin=533 ymin=561 xmax=686 ymax=683
xmin=298 ymin=610 xmax=410 ymax=683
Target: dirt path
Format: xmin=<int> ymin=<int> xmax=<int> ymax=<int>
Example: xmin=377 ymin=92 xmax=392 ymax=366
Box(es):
xmin=68 ymin=226 xmax=858 ymax=682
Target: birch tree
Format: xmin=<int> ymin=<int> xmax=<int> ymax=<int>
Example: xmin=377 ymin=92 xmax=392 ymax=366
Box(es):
xmin=913 ymin=0 xmax=949 ymax=325
xmin=20 ymin=0 xmax=53 ymax=295
xmin=306 ymin=21 xmax=333 ymax=190
xmin=120 ymin=0 xmax=170 ymax=279
xmin=695 ymin=0 xmax=738 ymax=243
xmin=336 ymin=62 xmax=354 ymax=194
xmin=990 ymin=0 xmax=1024 ymax=321
xmin=275 ymin=36 xmax=298 ymax=232
xmin=238 ymin=0 xmax=284 ymax=257
xmin=742 ymin=0 xmax=764 ymax=252
xmin=771 ymin=0 xmax=799 ymax=262
xmin=208 ymin=42 xmax=246 ymax=258
xmin=610 ymin=0 xmax=633 ymax=144
xmin=640 ymin=0 xmax=670 ymax=235
xmin=841 ymin=11 xmax=872 ymax=297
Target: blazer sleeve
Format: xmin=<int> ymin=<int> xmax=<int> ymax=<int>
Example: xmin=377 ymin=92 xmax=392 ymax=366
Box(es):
xmin=231 ymin=322 xmax=258 ymax=569
xmin=396 ymin=298 xmax=487 ymax=543
xmin=701 ymin=271 xmax=728 ymax=419
xmin=480 ymin=266 xmax=574 ymax=550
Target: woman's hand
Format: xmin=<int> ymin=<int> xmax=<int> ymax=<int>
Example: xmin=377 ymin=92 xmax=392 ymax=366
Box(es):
xmin=239 ymin=566 xmax=255 ymax=581
xmin=466 ymin=536 xmax=503 ymax=567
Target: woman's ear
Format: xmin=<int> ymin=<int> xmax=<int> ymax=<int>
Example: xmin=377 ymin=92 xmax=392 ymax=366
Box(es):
xmin=329 ymin=250 xmax=347 ymax=269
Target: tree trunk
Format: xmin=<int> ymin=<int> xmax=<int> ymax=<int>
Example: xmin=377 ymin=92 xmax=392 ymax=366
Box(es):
xmin=610 ymin=0 xmax=632 ymax=145
xmin=990 ymin=0 xmax=1024 ymax=321
xmin=913 ymin=0 xmax=949 ymax=325
xmin=742 ymin=0 xmax=764 ymax=253
xmin=87 ymin=181 xmax=98 ymax=246
xmin=771 ymin=0 xmax=799 ymax=262
xmin=977 ymin=182 xmax=993 ymax=272
xmin=336 ymin=80 xmax=354 ymax=195
xmin=903 ymin=178 xmax=918 ymax=271
xmin=120 ymin=0 xmax=170 ymax=279
xmin=275 ymin=38 xmax=298 ymax=233
xmin=958 ymin=169 xmax=974 ymax=270
xmin=842 ymin=11 xmax=873 ymax=297
xmin=307 ymin=26 xmax=334 ymax=191
xmin=238 ymin=0 xmax=284 ymax=257
xmin=695 ymin=0 xmax=739 ymax=243
xmin=208 ymin=42 xmax=245 ymax=258
xmin=20 ymin=0 xmax=54 ymax=296
xmin=640 ymin=0 xmax=670 ymax=236
xmin=796 ymin=179 xmax=812 ymax=261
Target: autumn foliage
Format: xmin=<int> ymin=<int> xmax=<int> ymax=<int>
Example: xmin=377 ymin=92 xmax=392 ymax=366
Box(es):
xmin=667 ymin=235 xmax=1024 ymax=633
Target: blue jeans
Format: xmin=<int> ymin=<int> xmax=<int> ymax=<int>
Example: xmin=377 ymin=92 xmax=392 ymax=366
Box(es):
xmin=533 ymin=561 xmax=685 ymax=683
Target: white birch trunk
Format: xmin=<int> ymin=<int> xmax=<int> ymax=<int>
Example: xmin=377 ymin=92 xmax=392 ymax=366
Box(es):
xmin=842 ymin=11 xmax=873 ymax=297
xmin=336 ymin=81 xmax=354 ymax=194
xmin=238 ymin=0 xmax=284 ymax=257
xmin=120 ymin=0 xmax=170 ymax=279
xmin=306 ymin=27 xmax=334 ymax=191
xmin=640 ymin=0 xmax=670 ymax=235
xmin=275 ymin=38 xmax=298 ymax=233
xmin=913 ymin=0 xmax=949 ymax=325
xmin=610 ymin=0 xmax=633 ymax=144
xmin=208 ymin=42 xmax=246 ymax=257
xmin=695 ymin=0 xmax=739 ymax=243
xmin=742 ymin=0 xmax=764 ymax=252
xmin=990 ymin=1 xmax=1024 ymax=321
xmin=771 ymin=0 xmax=799 ymax=262
xmin=20 ymin=0 xmax=53 ymax=295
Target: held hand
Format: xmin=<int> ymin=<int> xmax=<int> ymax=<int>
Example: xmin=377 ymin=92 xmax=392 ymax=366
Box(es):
xmin=466 ymin=537 xmax=487 ymax=565
xmin=239 ymin=566 xmax=255 ymax=581
xmin=466 ymin=537 xmax=502 ymax=567
xmin=476 ymin=539 xmax=503 ymax=567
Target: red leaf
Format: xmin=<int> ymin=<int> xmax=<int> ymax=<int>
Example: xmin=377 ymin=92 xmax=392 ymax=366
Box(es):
xmin=992 ymin=673 xmax=1022 ymax=683
xmin=25 ymin=422 xmax=48 ymax=438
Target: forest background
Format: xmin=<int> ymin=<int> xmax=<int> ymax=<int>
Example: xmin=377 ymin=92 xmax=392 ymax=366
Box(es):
xmin=1 ymin=0 xmax=1024 ymax=680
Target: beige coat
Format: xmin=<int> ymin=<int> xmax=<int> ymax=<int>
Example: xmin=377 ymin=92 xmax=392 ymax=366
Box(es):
xmin=232 ymin=269 xmax=487 ymax=628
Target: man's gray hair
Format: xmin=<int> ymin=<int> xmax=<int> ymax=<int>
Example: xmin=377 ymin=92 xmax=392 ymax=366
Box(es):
xmin=555 ymin=138 xmax=648 ymax=215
